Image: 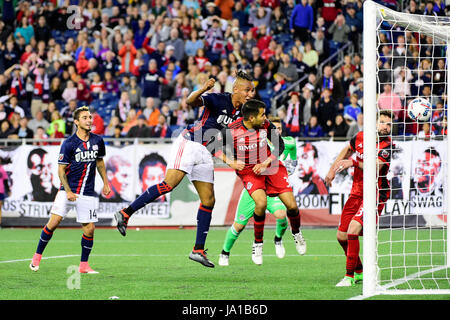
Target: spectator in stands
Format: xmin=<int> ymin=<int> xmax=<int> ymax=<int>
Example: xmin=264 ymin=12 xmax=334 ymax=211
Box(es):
xmin=343 ymin=94 xmax=362 ymax=123
xmin=15 ymin=116 xmax=34 ymax=139
xmin=127 ymin=115 xmax=150 ymax=138
xmin=347 ymin=112 xmax=363 ymax=139
xmin=118 ymin=40 xmax=138 ymax=76
xmin=150 ymin=114 xmax=172 ymax=138
xmin=311 ymin=29 xmax=329 ymax=64
xmin=277 ymin=53 xmax=299 ymax=85
xmin=33 ymin=126 xmax=49 ymax=145
xmin=128 ymin=76 xmax=142 ymax=108
xmin=140 ymin=59 xmax=164 ymax=108
xmin=302 ymin=115 xmax=324 ymax=138
xmin=418 ymin=122 xmax=435 ymax=140
xmin=28 ymin=110 xmax=49 ymax=134
xmin=8 ymin=96 xmax=25 ymax=118
xmin=249 ymin=5 xmax=272 ymax=28
xmin=344 ymin=4 xmax=362 ymax=50
xmin=62 ymin=80 xmax=77 ymax=104
xmin=329 ymin=114 xmax=349 ymax=138
xmin=290 ymin=0 xmax=314 ymax=44
xmin=327 ymin=14 xmax=350 ymax=54
xmin=47 ymin=110 xmax=65 ymax=137
xmin=185 ymin=29 xmax=204 ymax=57
xmin=315 ymin=88 xmax=337 ymax=135
xmin=284 ymin=91 xmax=302 ymax=137
xmin=91 ymin=108 xmax=105 ymax=136
xmin=143 ymin=97 xmax=161 ymax=127
xmin=0 ymin=119 xmax=11 ymax=139
xmin=270 ymin=6 xmax=288 ymax=36
xmin=60 ymin=99 xmax=77 ymax=135
xmin=378 ymin=83 xmax=402 ymax=120
xmin=115 ymin=91 xmax=132 ymax=123
xmin=302 ymin=41 xmax=319 ymax=72
xmin=316 ymin=64 xmax=345 ymax=104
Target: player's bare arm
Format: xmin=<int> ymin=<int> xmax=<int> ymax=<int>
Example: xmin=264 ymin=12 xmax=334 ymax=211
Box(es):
xmin=96 ymin=158 xmax=111 ymax=196
xmin=325 ymin=144 xmax=354 ymax=187
xmin=58 ymin=163 xmax=77 ymax=201
xmin=335 ymin=158 xmax=385 ymax=173
xmin=186 ymin=78 xmax=215 ymax=107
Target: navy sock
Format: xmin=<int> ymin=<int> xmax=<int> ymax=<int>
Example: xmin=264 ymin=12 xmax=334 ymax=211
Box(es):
xmin=126 ymin=181 xmax=173 ymax=216
xmin=36 ymin=225 xmax=53 ymax=255
xmin=193 ymin=204 xmax=213 ymax=250
xmin=81 ymin=234 xmax=94 ymax=262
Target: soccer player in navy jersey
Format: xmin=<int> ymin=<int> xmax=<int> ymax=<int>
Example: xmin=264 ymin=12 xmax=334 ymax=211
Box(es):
xmin=29 ymin=106 xmax=111 ymax=274
xmin=114 ymin=70 xmax=255 ymax=267
xmin=210 ymin=99 xmax=306 ymax=265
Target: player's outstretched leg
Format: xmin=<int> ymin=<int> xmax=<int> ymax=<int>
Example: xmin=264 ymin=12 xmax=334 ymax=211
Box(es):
xmin=115 ymin=170 xmax=183 ymax=236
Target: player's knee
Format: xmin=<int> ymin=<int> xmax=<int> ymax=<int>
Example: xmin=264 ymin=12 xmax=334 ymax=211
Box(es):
xmin=286 ymin=207 xmax=299 ymax=217
xmin=201 ymin=196 xmax=215 ymax=208
xmin=336 ymin=230 xmax=347 ymax=242
xmin=82 ymin=223 xmax=95 ymax=237
xmin=254 ymin=202 xmax=267 ymax=215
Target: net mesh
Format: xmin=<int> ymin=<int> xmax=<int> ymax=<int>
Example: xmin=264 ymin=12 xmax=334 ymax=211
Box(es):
xmin=374 ymin=5 xmax=449 ymax=293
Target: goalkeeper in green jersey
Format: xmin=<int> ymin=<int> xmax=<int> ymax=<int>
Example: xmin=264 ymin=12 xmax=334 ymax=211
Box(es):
xmin=218 ymin=116 xmax=305 ymax=266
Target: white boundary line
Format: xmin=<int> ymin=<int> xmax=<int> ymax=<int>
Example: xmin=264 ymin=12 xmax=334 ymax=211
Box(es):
xmin=0 ymin=253 xmax=343 ymax=264
xmin=348 ymin=265 xmax=450 ymax=300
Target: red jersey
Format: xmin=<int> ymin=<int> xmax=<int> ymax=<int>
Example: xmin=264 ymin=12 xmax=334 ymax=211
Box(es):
xmin=214 ymin=118 xmax=284 ymax=175
xmin=349 ymin=131 xmax=392 ymax=200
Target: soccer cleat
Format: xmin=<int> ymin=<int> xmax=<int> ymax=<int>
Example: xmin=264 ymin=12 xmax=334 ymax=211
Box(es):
xmin=252 ymin=242 xmax=263 ymax=265
xmin=189 ymin=249 xmax=215 ymax=268
xmin=78 ymin=262 xmax=99 ymax=274
xmin=114 ymin=210 xmax=129 ymax=237
xmin=274 ymin=237 xmax=285 ymax=259
xmin=336 ymin=276 xmax=355 ymax=287
xmin=29 ymin=253 xmax=42 ymax=272
xmin=218 ymin=253 xmax=230 ymax=266
xmin=354 ymin=272 xmax=363 ymax=283
xmin=292 ymin=230 xmax=307 ymax=255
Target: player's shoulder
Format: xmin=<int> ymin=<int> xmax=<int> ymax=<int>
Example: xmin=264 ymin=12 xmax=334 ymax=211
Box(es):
xmin=89 ymin=132 xmax=104 ymax=143
xmin=228 ymin=117 xmax=244 ymax=129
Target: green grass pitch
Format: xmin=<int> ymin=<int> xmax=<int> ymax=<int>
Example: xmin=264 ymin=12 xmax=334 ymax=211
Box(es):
xmin=0 ymin=227 xmax=449 ymax=300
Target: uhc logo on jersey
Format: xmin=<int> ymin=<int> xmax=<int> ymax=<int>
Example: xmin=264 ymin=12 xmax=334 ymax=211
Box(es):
xmin=75 ymin=150 xmax=98 ymax=162
xmin=217 ymin=114 xmax=235 ymax=126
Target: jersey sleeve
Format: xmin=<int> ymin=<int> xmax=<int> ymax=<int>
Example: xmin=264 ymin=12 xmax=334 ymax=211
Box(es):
xmin=281 ymin=136 xmax=297 ymax=161
xmin=97 ymin=137 xmax=106 ymax=158
xmin=201 ymin=93 xmax=217 ymax=111
xmin=58 ymin=140 xmax=72 ymax=165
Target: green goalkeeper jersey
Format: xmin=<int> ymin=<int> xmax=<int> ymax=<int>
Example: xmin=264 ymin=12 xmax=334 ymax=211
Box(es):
xmin=268 ymin=136 xmax=297 ymax=161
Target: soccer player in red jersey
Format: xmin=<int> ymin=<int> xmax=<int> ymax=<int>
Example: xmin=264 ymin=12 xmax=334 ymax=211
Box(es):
xmin=211 ymin=99 xmax=306 ymax=263
xmin=325 ymin=110 xmax=393 ymax=286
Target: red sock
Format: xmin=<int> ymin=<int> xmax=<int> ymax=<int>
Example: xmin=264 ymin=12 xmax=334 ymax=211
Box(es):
xmin=253 ymin=213 xmax=265 ymax=243
xmin=339 ymin=239 xmax=363 ymax=273
xmin=346 ymin=234 xmax=360 ymax=278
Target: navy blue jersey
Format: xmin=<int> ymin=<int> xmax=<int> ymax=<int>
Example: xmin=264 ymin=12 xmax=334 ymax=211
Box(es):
xmin=58 ymin=133 xmax=106 ymax=196
xmin=184 ymin=92 xmax=241 ymax=146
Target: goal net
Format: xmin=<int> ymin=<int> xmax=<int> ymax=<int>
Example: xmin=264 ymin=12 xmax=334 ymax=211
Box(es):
xmin=363 ymin=1 xmax=450 ymax=296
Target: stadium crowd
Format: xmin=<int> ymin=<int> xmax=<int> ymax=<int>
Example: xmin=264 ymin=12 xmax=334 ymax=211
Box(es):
xmin=0 ymin=0 xmax=448 ymax=144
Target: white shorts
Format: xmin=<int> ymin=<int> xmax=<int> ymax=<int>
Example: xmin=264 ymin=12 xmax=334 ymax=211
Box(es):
xmin=51 ymin=190 xmax=99 ymax=223
xmin=167 ymin=135 xmax=214 ymax=183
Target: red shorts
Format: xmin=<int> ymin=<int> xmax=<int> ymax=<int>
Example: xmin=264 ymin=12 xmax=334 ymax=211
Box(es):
xmin=238 ymin=161 xmax=293 ymax=196
xmin=338 ymin=194 xmax=387 ymax=233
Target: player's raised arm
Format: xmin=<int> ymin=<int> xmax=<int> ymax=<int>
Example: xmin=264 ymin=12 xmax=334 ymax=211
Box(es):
xmin=325 ymin=143 xmax=354 ymax=187
xmin=186 ymin=78 xmax=216 ymax=107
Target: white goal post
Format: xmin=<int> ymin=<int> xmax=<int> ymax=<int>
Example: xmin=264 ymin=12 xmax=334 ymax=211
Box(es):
xmin=363 ymin=0 xmax=450 ymax=297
